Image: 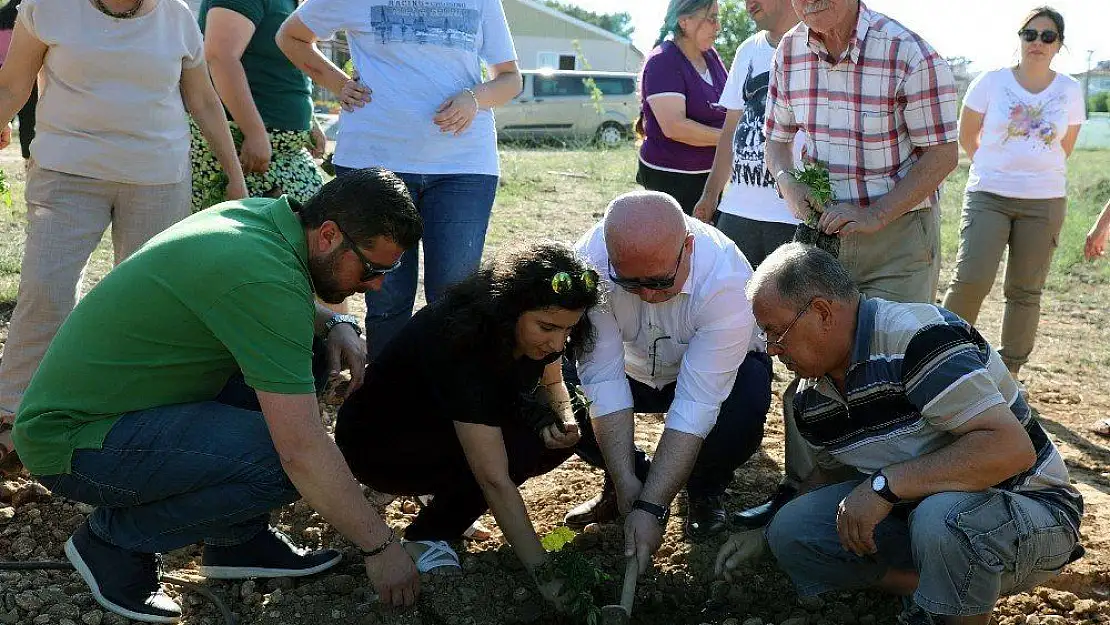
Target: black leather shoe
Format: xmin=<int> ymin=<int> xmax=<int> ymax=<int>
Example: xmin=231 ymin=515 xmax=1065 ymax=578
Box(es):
xmin=731 ymin=484 xmax=797 ymax=529
xmin=685 ymin=494 xmax=727 ymax=540
xmin=564 ymin=480 xmax=619 ymax=529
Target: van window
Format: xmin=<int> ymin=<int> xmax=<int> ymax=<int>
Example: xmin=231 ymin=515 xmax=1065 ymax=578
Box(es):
xmin=534 ymin=76 xmax=588 ymax=98
xmin=592 ymin=77 xmax=635 ymax=96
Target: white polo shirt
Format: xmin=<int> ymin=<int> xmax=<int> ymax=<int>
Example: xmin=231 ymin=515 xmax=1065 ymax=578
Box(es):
xmin=574 ymin=216 xmax=760 ymax=438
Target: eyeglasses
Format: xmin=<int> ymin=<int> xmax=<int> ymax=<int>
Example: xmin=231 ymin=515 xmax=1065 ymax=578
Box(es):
xmin=333 ymin=222 xmax=402 ymax=282
xmin=758 ymin=299 xmax=814 ymax=353
xmin=551 ymin=269 xmax=600 ymax=294
xmin=608 ymin=238 xmax=687 ymax=292
xmin=1018 ymin=28 xmax=1058 ymax=44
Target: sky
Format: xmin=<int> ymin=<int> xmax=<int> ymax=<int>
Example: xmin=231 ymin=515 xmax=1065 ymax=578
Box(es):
xmin=565 ymin=0 xmax=1110 ymax=74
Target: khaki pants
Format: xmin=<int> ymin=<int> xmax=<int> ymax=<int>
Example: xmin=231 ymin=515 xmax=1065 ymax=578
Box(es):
xmin=0 ymin=166 xmax=190 ymax=419
xmin=782 ymin=206 xmax=941 ymax=485
xmin=941 ymin=191 xmax=1066 ymax=374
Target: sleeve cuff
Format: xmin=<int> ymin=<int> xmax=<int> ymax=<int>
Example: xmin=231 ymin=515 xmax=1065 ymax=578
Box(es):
xmin=663 ymin=398 xmax=718 ymax=439
xmin=583 ymin=379 xmax=634 ymax=419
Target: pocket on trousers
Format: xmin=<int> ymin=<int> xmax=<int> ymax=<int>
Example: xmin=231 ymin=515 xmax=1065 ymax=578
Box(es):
xmin=948 ymin=492 xmax=1016 ymax=574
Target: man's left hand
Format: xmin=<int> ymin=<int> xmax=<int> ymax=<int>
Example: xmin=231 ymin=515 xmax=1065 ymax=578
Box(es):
xmin=624 ymin=509 xmax=664 ymax=575
xmin=818 ymin=203 xmax=886 ymax=236
xmin=325 ymin=323 xmax=367 ymax=398
xmin=835 ymin=481 xmax=893 ymax=556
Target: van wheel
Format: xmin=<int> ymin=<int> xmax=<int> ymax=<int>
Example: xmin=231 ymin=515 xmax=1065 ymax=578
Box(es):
xmin=596 ymin=123 xmax=626 ymax=147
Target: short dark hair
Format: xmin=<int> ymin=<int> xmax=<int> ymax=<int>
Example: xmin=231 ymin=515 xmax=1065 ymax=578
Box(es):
xmin=1020 ymin=5 xmax=1065 ymax=43
xmin=299 ymin=168 xmax=422 ymax=250
xmin=439 ymin=241 xmax=602 ymax=367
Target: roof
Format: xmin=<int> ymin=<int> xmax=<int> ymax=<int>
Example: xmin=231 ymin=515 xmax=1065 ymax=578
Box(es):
xmin=511 ymin=0 xmax=643 ymax=56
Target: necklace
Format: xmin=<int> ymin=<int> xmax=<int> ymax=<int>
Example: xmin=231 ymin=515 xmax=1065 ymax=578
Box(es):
xmin=93 ymin=0 xmax=144 ymax=19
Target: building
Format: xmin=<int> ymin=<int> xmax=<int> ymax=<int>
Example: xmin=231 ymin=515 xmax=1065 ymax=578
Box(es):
xmin=504 ymin=0 xmax=644 ymax=73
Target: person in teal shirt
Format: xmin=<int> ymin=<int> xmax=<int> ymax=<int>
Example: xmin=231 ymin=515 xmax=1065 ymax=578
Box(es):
xmin=13 ymin=169 xmax=423 ymax=623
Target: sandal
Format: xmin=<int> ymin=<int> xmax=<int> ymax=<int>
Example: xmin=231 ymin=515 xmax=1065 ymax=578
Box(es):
xmin=401 ymin=539 xmax=460 ymax=575
xmin=0 ymin=421 xmax=22 ymax=477
xmin=1090 ymin=418 xmax=1110 ymax=438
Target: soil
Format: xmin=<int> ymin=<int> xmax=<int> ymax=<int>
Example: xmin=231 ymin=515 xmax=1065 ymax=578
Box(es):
xmin=2 ymin=157 xmax=1110 ymax=624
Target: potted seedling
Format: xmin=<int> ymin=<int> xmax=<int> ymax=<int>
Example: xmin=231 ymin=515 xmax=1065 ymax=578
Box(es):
xmin=788 ymin=161 xmax=840 ymax=257
xmin=535 ymin=527 xmax=611 ymax=625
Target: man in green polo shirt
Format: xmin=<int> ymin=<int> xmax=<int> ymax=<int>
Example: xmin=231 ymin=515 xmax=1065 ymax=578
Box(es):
xmin=12 ymin=168 xmax=423 ymax=623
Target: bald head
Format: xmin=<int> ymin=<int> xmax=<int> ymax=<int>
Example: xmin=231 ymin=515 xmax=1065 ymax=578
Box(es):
xmin=604 ymin=191 xmax=687 ymax=266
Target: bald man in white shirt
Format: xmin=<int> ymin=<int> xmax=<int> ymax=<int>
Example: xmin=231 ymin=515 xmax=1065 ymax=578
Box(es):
xmin=565 ymin=191 xmax=772 ymax=567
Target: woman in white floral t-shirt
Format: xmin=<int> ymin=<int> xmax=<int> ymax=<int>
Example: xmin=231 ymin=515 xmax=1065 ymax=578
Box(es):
xmin=941 ymin=5 xmax=1084 ymax=377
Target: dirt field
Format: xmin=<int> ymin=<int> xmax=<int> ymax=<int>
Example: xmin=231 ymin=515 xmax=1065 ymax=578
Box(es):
xmin=2 ymin=146 xmax=1110 ymax=625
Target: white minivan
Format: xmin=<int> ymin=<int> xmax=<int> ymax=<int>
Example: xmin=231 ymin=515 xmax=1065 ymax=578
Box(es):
xmin=497 ymin=69 xmax=638 ymax=146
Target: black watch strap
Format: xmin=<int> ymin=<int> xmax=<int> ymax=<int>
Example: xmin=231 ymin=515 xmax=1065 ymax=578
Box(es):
xmin=871 ymin=470 xmax=901 ymax=504
xmin=632 ymin=499 xmax=670 ymax=526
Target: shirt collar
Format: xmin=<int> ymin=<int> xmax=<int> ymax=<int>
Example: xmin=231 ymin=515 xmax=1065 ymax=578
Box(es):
xmin=803 ymin=1 xmax=872 ymax=65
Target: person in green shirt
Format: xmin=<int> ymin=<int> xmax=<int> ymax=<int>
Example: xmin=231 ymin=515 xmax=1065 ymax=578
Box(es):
xmin=189 ymin=0 xmax=327 ymax=211
xmin=12 ymin=168 xmax=423 ymax=624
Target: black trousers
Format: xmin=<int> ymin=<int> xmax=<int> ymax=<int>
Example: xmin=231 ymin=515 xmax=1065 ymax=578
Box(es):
xmin=336 ymin=399 xmax=578 ymax=542
xmin=566 ymin=351 xmax=772 ymax=498
xmin=636 ymin=161 xmax=710 ymax=216
xmin=14 ymin=82 xmax=35 ymax=160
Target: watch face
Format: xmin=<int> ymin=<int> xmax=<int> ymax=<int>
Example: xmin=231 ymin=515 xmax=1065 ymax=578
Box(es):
xmin=872 ymin=474 xmax=887 ymax=491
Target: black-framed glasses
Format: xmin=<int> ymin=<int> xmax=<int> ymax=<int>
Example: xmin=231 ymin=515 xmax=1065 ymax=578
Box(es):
xmin=551 ymin=269 xmax=600 ymax=294
xmin=1018 ymin=28 xmax=1058 ymax=44
xmin=608 ymin=238 xmax=687 ymax=292
xmin=758 ymin=299 xmax=814 ymax=353
xmin=333 ymin=222 xmax=402 ymax=282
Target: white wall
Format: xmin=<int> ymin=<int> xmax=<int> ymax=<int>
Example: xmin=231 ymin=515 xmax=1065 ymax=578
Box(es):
xmin=513 ymin=35 xmax=642 ymax=73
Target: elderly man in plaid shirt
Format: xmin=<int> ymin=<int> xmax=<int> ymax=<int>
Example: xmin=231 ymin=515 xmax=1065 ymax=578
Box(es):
xmin=732 ymin=0 xmax=962 ymax=532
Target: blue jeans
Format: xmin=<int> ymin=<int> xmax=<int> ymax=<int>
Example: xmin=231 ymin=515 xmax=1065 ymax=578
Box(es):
xmin=38 ymin=402 xmax=298 ymax=553
xmin=333 ymin=166 xmax=498 ymax=359
xmin=766 ymin=481 xmax=1079 ymax=616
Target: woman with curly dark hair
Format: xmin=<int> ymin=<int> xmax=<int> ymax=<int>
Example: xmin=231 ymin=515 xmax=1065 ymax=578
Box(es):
xmin=334 ymin=241 xmax=600 ymax=605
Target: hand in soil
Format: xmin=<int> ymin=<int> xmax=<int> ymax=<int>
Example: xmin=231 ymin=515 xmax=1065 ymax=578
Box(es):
xmin=715 ymin=528 xmax=770 ymax=581
xmin=625 ymin=509 xmax=663 ymax=575
xmin=835 ymin=481 xmax=894 ymax=556
xmin=365 ymin=541 xmax=421 ymax=607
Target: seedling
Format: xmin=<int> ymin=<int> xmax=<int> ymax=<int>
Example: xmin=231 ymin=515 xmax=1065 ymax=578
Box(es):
xmin=789 ymin=161 xmax=840 ymax=257
xmin=536 ymin=527 xmax=611 ymax=625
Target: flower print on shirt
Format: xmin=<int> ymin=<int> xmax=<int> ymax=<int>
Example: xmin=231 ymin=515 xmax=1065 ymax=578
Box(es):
xmin=1002 ymin=88 xmax=1065 ymax=148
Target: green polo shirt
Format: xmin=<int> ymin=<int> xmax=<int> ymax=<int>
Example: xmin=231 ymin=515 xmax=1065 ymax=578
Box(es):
xmin=199 ymin=0 xmax=313 ymax=131
xmin=13 ymin=197 xmax=317 ymax=476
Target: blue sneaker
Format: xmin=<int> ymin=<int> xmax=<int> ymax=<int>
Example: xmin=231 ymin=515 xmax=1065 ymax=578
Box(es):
xmin=199 ymin=525 xmax=342 ymax=579
xmin=65 ymin=522 xmax=181 ymax=623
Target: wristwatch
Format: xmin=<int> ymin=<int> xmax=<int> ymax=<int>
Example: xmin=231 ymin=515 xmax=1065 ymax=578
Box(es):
xmin=632 ymin=499 xmax=670 ymax=527
xmin=870 ymin=470 xmax=901 ymax=504
xmin=324 ymin=313 xmax=362 ymax=337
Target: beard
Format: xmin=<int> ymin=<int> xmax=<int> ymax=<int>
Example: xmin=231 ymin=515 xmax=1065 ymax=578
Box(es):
xmin=308 ymin=249 xmax=351 ymax=304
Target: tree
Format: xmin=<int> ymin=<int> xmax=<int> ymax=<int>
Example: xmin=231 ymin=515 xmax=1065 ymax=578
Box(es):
xmin=543 ymin=1 xmax=634 ymax=39
xmin=715 ymin=0 xmax=756 ymax=68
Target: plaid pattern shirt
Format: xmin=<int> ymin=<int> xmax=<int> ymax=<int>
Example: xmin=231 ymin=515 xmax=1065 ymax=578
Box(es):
xmin=765 ymin=3 xmax=958 ymax=209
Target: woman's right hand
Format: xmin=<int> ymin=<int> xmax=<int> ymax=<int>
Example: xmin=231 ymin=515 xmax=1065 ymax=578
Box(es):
xmin=1086 ymin=223 xmax=1109 ymax=261
xmin=340 ymin=77 xmax=372 ymax=112
xmin=239 ymin=132 xmax=272 ymax=174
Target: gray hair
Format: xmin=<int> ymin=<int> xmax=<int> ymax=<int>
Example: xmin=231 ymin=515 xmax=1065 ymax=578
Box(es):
xmin=747 ymin=243 xmax=859 ymax=308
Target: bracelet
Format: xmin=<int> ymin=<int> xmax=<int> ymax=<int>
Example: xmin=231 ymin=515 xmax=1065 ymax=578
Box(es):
xmin=463 ymin=87 xmax=480 ymax=110
xmin=360 ymin=527 xmax=397 ymax=558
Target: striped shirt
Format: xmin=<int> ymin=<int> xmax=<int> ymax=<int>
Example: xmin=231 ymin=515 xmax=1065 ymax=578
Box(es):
xmin=764 ymin=3 xmax=958 ymax=210
xmin=794 ymin=297 xmax=1083 ymax=535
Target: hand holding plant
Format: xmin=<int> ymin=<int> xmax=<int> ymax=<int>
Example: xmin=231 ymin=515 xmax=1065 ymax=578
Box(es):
xmin=788 ymin=161 xmax=840 ymax=257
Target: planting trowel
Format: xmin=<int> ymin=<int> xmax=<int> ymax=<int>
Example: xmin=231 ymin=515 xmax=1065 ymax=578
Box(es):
xmin=600 ymin=556 xmax=639 ymax=625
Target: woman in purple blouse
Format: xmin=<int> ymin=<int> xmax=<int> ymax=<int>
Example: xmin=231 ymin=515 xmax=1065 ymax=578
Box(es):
xmin=636 ymin=0 xmax=727 ymax=215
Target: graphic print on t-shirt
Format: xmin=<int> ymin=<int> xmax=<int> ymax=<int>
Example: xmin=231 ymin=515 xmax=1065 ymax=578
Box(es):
xmin=730 ymin=61 xmax=775 ymax=189
xmin=1003 ymin=87 xmax=1066 ymax=149
xmin=370 ymin=2 xmax=480 ymax=51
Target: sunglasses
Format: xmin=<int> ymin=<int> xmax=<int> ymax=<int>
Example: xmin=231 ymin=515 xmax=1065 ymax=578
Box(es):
xmin=551 ymin=269 xmax=600 ymax=294
xmin=1018 ymin=28 xmax=1058 ymax=44
xmin=334 ymin=222 xmax=402 ymax=282
xmin=608 ymin=238 xmax=687 ymax=292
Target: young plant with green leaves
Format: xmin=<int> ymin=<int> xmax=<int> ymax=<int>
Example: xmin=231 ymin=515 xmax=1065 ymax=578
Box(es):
xmin=536 ymin=527 xmax=610 ymax=625
xmin=789 ymin=161 xmax=840 ymax=257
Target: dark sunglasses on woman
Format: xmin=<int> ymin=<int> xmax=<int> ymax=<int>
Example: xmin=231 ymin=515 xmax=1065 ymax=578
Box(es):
xmin=1018 ymin=28 xmax=1058 ymax=44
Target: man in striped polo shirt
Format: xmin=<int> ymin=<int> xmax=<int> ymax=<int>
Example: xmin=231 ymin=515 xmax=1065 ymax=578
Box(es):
xmin=727 ymin=243 xmax=1082 ymax=624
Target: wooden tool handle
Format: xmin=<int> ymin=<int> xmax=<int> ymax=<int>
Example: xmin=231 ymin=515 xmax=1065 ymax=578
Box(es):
xmin=619 ymin=556 xmax=638 ymax=613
